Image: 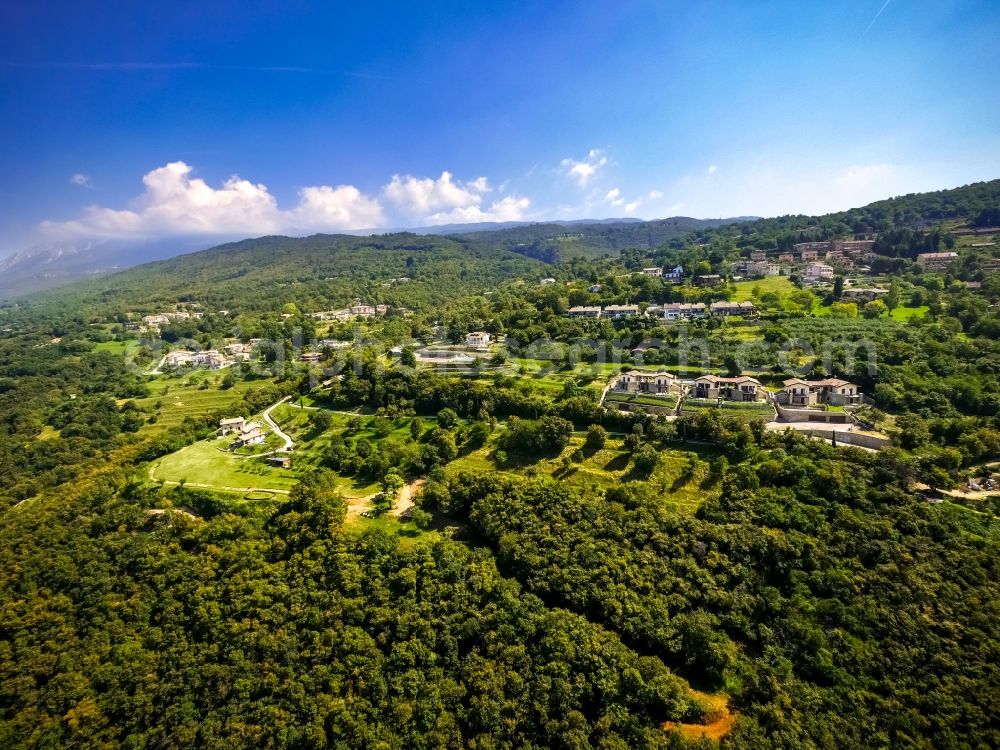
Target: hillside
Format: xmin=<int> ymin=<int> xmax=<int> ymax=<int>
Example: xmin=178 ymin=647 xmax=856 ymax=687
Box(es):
xmin=455 ymin=216 xmax=744 ymax=262
xmin=19 ymin=232 xmax=546 ymax=318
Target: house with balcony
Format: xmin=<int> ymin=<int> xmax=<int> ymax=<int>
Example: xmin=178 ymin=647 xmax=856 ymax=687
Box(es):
xmin=641 ymin=267 xmax=663 ymax=277
xmin=465 ymin=331 xmax=491 ymax=349
xmin=218 ymin=417 xmax=246 ymax=436
xmin=691 ymin=375 xmax=764 ymax=402
xmin=567 ymin=305 xmax=602 ymax=319
xmin=662 ymin=302 xmax=706 ymax=320
xmin=804 ymin=262 xmax=835 ymax=283
xmin=615 ymin=370 xmax=679 ymax=396
xmin=193 ymin=350 xmax=226 ymax=369
xmin=709 ymin=301 xmax=756 ymax=317
xmin=664 ymin=265 xmax=685 ymax=281
xmin=694 ymin=274 xmax=722 ymax=287
xmin=777 ymin=378 xmax=862 ymax=407
xmin=604 ymin=304 xmax=640 ymax=319
xmin=917 ymin=251 xmax=959 ymax=270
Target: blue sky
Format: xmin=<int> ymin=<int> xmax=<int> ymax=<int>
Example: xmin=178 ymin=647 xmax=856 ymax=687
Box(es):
xmin=1 ymin=0 xmax=998 ymax=253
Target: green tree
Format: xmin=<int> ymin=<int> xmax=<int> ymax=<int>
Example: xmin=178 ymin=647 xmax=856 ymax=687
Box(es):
xmin=886 ymin=281 xmax=902 ymax=311
xmin=381 ymin=471 xmax=405 ymax=507
xmin=437 ymin=407 xmax=458 ymax=428
xmin=585 ymin=424 xmax=608 ymax=450
xmin=863 ymin=299 xmax=888 ymax=319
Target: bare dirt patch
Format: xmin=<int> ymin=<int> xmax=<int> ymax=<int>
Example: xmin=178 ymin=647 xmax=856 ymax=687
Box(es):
xmin=664 ymin=691 xmax=735 ymax=742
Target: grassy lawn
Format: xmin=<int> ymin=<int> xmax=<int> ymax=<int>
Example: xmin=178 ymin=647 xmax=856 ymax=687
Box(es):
xmin=890 ymin=305 xmax=929 ymax=321
xmin=150 ymin=433 xmax=381 ymax=498
xmin=730 ymin=276 xmax=795 ymax=301
xmin=680 ymin=398 xmax=775 ymax=421
xmin=92 ymin=339 xmax=134 ymax=355
xmin=604 ymin=391 xmax=677 ymax=408
xmin=150 ymin=437 xmax=300 ymax=493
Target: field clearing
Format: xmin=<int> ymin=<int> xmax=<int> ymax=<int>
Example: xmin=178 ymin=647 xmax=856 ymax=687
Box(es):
xmin=449 ymin=434 xmax=719 ymax=513
xmin=91 ymin=340 xmax=134 ymax=355
xmin=731 ymin=276 xmax=795 ymax=301
xmin=133 ymin=374 xmax=271 ymax=433
xmin=150 ymin=434 xmax=380 ymax=497
xmin=890 ymin=305 xmax=929 ymax=321
xmin=151 ymin=437 xmax=299 ymax=492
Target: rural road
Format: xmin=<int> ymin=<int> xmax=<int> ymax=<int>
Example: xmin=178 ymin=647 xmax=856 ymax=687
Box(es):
xmin=263 ymin=396 xmax=295 ymax=451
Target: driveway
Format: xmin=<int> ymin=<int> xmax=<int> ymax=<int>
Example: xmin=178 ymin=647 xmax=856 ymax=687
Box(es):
xmin=263 ymin=396 xmax=294 ymax=452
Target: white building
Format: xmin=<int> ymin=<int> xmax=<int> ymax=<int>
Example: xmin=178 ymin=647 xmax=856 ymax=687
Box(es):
xmin=219 ymin=417 xmax=246 ymax=436
xmin=193 ymin=350 xmax=226 ymax=369
xmin=804 ymin=262 xmax=835 ymax=283
xmin=465 ymin=331 xmax=491 ymax=349
xmin=662 ymin=302 xmax=706 ymax=320
xmin=164 ymin=350 xmax=195 ymax=368
xmin=641 ymin=267 xmax=663 ymax=278
xmin=567 ymin=306 xmax=602 ymax=319
xmin=664 ymin=265 xmax=685 ymax=282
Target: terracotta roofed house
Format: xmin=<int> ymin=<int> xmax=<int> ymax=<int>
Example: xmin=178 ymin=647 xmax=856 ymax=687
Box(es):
xmin=692 ymin=374 xmax=764 ymax=402
xmin=777 ymin=378 xmax=861 ymax=406
xmin=616 ymin=370 xmax=678 ymax=395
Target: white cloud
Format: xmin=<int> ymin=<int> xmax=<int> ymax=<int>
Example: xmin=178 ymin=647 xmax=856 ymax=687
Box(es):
xmin=41 ymin=161 xmax=528 ymax=238
xmin=292 ymin=185 xmax=384 ymax=230
xmin=44 ymin=161 xmax=282 ymax=238
xmin=426 ymin=195 xmax=531 ymax=225
xmin=707 ymin=164 xmax=719 ymax=175
xmin=605 ymin=187 xmax=624 ymax=206
xmin=561 ymin=149 xmax=609 ymax=186
xmin=624 ymin=200 xmax=642 ymax=214
xmin=70 ymin=173 xmax=91 ymax=188
xmin=648 ymin=190 xmax=663 ymax=199
xmin=385 ymin=171 xmax=530 ymax=225
xmin=383 ymin=171 xmax=489 ymax=215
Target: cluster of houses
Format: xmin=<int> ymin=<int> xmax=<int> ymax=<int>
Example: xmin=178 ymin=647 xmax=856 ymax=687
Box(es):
xmin=640 ymin=265 xmax=685 ymax=281
xmin=163 ymin=349 xmax=228 ymax=369
xmin=566 ymin=300 xmax=756 ymax=321
xmin=140 ymin=309 xmax=204 ymax=330
xmin=723 ymin=240 xmax=879 ymax=281
xmin=611 ymin=370 xmax=862 ymax=406
xmin=311 ymin=303 xmax=389 ymax=322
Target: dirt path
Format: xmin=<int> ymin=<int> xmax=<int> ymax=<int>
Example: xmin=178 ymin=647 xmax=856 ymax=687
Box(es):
xmin=914 ymin=481 xmax=999 ymax=501
xmin=344 ymin=477 xmax=426 ymax=519
xmin=390 ymin=478 xmax=426 ymax=518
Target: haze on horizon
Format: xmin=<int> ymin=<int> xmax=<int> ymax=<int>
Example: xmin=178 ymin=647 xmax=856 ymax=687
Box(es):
xmin=1 ymin=0 xmax=998 ymax=255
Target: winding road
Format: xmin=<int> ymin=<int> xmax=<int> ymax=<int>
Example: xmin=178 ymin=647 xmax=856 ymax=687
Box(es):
xmin=263 ymin=396 xmax=295 ymax=452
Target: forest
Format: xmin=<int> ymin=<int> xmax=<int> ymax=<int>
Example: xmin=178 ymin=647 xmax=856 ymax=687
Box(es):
xmin=1 ymin=181 xmax=999 ymax=748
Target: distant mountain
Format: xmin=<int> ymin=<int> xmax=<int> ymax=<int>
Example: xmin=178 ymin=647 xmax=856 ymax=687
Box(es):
xmin=415 ymin=217 xmax=648 ymax=234
xmin=0 ymin=217 xmax=744 ymax=298
xmin=452 ymin=216 xmax=748 ymax=263
xmin=23 ymin=232 xmax=546 ymax=316
xmin=0 ymin=235 xmax=234 ymax=299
